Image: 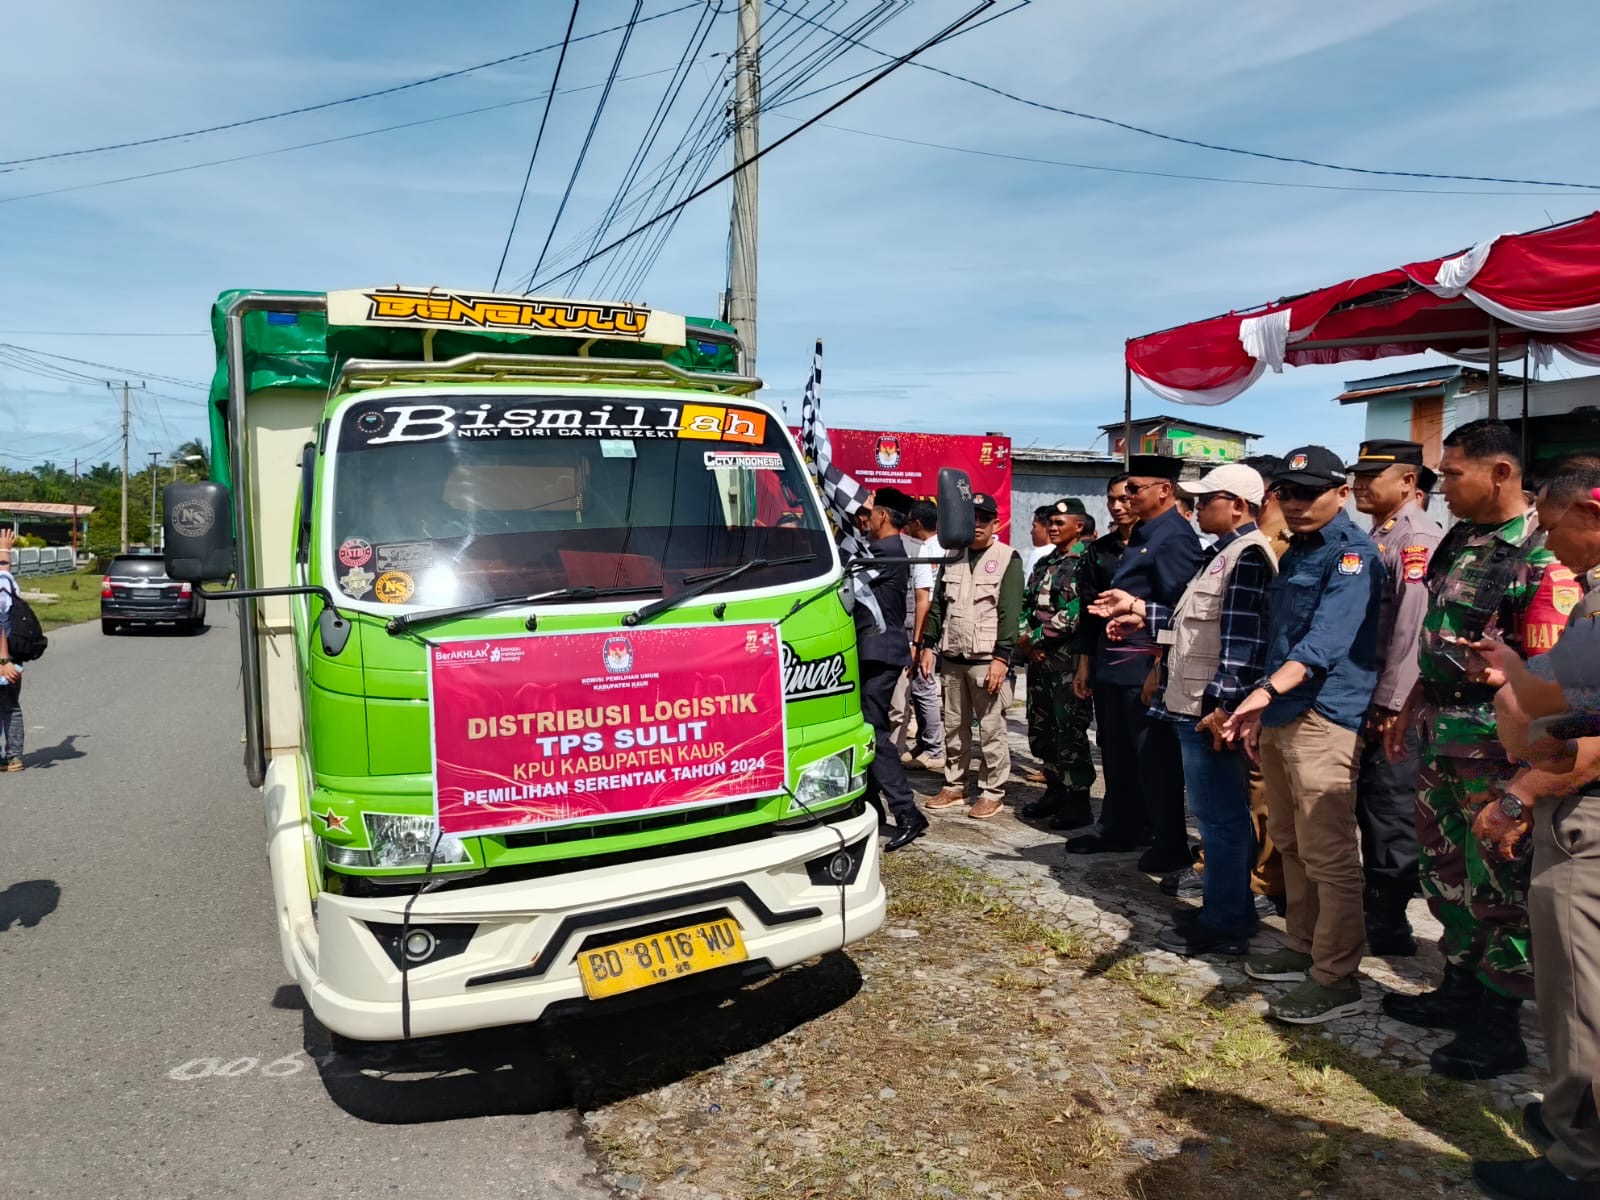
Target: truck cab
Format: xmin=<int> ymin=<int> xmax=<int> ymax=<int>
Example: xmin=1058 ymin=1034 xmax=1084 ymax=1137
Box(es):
xmin=173 ymin=287 xmax=902 ymax=1041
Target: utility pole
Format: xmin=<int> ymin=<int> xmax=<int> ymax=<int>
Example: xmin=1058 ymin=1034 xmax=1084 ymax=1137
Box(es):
xmin=148 ymin=452 xmax=161 ymax=551
xmin=108 ymin=380 xmax=143 ymax=553
xmin=72 ymin=458 xmax=79 ymax=561
xmin=726 ymin=0 xmax=760 ymax=371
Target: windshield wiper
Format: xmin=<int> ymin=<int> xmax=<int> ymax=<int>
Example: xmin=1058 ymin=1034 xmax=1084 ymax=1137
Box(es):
xmin=385 ymin=584 xmax=660 ymax=636
xmin=624 ymin=554 xmax=817 ymax=627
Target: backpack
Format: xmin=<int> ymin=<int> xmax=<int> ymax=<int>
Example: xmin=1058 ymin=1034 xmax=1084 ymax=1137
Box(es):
xmin=2 ymin=581 xmax=47 ymax=663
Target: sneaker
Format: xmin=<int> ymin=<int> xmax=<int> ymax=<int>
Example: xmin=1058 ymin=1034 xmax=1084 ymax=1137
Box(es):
xmin=1253 ymin=892 xmax=1287 ymax=919
xmin=912 ymin=753 xmax=946 ymax=772
xmin=1156 ymin=921 xmax=1252 ymax=958
xmin=968 ymin=795 xmax=1004 ymax=820
xmin=1244 ymin=947 xmax=1314 ymax=982
xmin=1269 ymin=977 xmax=1365 ymax=1025
xmin=5 ymin=757 xmax=23 ymax=772
xmin=899 ymin=750 xmax=916 ymax=765
xmin=925 ymin=787 xmax=966 ymax=810
xmin=1160 ymin=867 xmax=1204 ymax=898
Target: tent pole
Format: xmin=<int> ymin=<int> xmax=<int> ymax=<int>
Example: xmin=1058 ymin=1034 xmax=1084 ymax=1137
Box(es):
xmin=1487 ymin=319 xmax=1500 ymax=419
xmin=1123 ymin=363 xmax=1132 ymax=468
xmin=1521 ymin=344 xmax=1531 ymax=466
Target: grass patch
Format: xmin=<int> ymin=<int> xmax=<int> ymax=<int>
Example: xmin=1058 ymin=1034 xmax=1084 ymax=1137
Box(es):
xmin=583 ymin=850 xmax=1527 ymax=1200
xmin=23 ymin=571 xmax=103 ymax=631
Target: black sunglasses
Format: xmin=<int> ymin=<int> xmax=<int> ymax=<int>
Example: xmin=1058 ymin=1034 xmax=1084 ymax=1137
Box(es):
xmin=1123 ymin=479 xmax=1171 ymax=496
xmin=1272 ymin=481 xmax=1336 ymax=503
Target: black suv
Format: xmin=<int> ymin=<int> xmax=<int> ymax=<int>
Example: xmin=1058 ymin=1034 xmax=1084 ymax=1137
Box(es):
xmin=100 ymin=553 xmax=206 ymax=634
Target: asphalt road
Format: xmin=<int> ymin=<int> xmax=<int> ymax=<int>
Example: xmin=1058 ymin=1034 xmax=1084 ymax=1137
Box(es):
xmin=0 ymin=605 xmax=611 ymax=1199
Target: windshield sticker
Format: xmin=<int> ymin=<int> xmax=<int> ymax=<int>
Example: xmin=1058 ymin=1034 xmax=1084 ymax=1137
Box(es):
xmin=338 ymin=537 xmax=373 ymax=568
xmin=339 ymin=567 xmax=374 ymax=599
xmin=704 ymin=451 xmax=782 ymax=471
xmin=375 ymin=542 xmax=433 ymax=572
xmin=346 ymin=400 xmax=770 ymax=448
xmin=339 ymin=288 xmax=658 ymax=338
xmin=781 ymin=644 xmax=853 ymax=701
xmin=374 ymin=571 xmax=415 ymax=604
xmin=599 ymin=439 xmax=638 ymax=459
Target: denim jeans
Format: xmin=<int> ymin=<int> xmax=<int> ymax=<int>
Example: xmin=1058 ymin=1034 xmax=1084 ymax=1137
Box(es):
xmin=1175 ymin=720 xmax=1254 ymax=936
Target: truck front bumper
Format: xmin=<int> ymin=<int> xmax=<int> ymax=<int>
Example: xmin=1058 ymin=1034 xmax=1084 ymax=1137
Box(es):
xmin=275 ymin=790 xmax=884 ymax=1041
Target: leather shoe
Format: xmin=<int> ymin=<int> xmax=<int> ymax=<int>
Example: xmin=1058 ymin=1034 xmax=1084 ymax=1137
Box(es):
xmin=1137 ymin=847 xmax=1194 ymax=875
xmin=885 ymin=815 xmax=929 ymax=852
xmin=1524 ymin=1101 xmax=1556 ymax=1153
xmin=1472 ymin=1156 xmax=1600 ymax=1200
xmin=1019 ymin=788 xmax=1065 ymax=820
xmin=1046 ymin=791 xmax=1094 ymax=831
xmin=925 ymin=787 xmax=966 ymax=810
xmin=1064 ymin=833 xmax=1137 ymax=855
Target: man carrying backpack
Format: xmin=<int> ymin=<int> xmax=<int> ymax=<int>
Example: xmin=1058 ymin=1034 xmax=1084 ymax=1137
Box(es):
xmin=0 ymin=529 xmax=26 ymax=770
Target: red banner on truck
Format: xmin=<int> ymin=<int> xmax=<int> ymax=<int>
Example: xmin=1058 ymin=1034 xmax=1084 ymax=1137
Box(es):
xmin=810 ymin=428 xmax=1013 ymax=537
xmin=429 ymin=625 xmax=787 ymax=837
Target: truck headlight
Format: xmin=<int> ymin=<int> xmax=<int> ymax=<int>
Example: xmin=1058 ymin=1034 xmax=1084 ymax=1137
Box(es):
xmin=793 ymin=751 xmax=853 ymax=810
xmin=362 ymin=814 xmax=472 ymax=869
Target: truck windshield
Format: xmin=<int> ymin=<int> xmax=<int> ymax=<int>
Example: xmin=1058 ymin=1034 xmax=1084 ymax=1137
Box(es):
xmin=329 ymin=393 xmax=832 ymax=609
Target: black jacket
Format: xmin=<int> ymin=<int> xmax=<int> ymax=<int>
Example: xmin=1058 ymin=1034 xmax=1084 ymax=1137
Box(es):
xmin=854 ymin=535 xmax=911 ymax=666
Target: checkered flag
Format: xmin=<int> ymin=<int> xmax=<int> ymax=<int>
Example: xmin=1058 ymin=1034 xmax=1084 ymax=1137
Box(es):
xmin=799 ymin=340 xmax=872 ymax=557
xmin=797 ymin=340 xmax=884 ymax=631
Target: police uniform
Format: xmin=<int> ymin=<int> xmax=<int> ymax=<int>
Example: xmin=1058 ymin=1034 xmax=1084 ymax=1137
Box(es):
xmin=1018 ymin=499 xmax=1095 ymax=828
xmin=1348 ymin=440 xmax=1445 ymax=953
xmin=1067 ymin=455 xmax=1203 ymax=870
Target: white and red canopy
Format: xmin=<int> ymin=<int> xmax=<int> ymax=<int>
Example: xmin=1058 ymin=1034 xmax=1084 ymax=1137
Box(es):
xmin=1126 ymin=211 xmax=1600 ymax=406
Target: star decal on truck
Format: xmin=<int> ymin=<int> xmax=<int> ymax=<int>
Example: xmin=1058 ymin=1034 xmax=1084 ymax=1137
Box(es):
xmin=319 ymin=808 xmax=348 ymax=833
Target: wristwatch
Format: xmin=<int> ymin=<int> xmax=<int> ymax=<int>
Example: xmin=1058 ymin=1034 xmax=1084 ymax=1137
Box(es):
xmin=1257 ymin=678 xmax=1280 ymax=699
xmin=1500 ymin=794 xmax=1526 ymax=820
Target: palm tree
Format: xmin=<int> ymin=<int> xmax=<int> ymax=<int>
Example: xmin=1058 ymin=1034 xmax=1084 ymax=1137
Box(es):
xmin=171 ymin=439 xmax=210 ymax=480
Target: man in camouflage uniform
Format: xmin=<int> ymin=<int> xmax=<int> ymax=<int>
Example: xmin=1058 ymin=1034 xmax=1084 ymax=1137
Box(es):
xmin=1382 ymin=420 xmax=1581 ymax=1080
xmin=1018 ymin=499 xmax=1095 ymax=831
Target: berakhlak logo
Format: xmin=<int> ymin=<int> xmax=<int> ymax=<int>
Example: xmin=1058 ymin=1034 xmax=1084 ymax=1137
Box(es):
xmin=603 ymin=635 xmax=634 ymax=674
xmin=1288 ymin=453 xmax=1309 ymax=471
xmin=875 ymin=435 xmax=901 ymax=469
xmin=490 ymin=646 xmax=502 ymax=663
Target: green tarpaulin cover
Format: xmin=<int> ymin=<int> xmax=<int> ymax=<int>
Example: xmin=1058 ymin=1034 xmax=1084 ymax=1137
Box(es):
xmin=207 ymin=289 xmax=740 ymax=488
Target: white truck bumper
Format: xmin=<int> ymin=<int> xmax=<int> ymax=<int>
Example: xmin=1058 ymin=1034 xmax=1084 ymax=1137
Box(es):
xmin=264 ymin=759 xmax=884 ymax=1042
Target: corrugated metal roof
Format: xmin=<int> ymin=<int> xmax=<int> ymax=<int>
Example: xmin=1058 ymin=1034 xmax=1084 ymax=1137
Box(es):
xmin=0 ymin=501 xmax=97 ymax=517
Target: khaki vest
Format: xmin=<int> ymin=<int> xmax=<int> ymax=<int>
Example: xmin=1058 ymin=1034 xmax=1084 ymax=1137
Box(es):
xmin=1157 ymin=529 xmax=1277 ymax=716
xmin=939 ymin=539 xmax=1014 ymax=658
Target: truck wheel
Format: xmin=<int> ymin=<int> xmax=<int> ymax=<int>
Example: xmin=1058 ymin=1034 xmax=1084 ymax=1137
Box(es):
xmin=101 ymin=619 xmax=117 ymax=635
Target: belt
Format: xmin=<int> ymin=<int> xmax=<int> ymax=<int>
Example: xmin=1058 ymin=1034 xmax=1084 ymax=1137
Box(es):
xmin=1422 ymin=680 xmax=1499 ymax=707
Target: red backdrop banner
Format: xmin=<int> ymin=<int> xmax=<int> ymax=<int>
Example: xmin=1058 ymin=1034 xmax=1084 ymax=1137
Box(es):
xmin=814 ymin=428 xmax=1013 ymax=538
xmin=429 ymin=625 xmax=788 ymax=837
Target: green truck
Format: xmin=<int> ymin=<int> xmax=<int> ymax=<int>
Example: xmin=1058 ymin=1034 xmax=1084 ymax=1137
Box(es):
xmin=165 ymin=286 xmax=971 ymax=1042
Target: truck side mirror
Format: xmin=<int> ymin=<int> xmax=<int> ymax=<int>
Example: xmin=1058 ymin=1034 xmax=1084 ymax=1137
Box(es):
xmin=164 ymin=482 xmax=236 ymax=583
xmin=937 ymin=468 xmax=976 ymax=552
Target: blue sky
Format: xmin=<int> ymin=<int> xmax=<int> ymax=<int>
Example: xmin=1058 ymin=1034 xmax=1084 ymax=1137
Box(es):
xmin=3 ymin=0 xmax=1598 ymax=473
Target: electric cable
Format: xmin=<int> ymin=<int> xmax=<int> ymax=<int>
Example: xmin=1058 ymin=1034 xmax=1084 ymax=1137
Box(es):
xmin=571 ymin=0 xmax=726 ymax=293
xmin=492 ymin=0 xmax=581 ymax=291
xmin=0 ymin=64 xmax=692 ymax=207
xmin=764 ymin=0 xmax=1600 ymax=191
xmin=0 ymin=2 xmax=705 ymax=169
xmin=526 ymin=2 xmax=648 ymax=287
xmin=524 ymin=1 xmax=1003 ymax=293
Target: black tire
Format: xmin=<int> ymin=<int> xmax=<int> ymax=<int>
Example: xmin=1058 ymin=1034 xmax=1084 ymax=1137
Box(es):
xmin=101 ymin=619 xmax=117 ymax=635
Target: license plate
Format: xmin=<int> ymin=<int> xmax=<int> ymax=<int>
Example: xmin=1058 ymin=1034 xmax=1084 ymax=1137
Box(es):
xmin=575 ymin=918 xmax=747 ymax=999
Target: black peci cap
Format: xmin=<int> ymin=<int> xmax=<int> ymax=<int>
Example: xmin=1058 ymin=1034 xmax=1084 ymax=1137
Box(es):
xmin=1126 ymin=454 xmax=1184 ymax=482
xmin=873 ymin=486 xmax=915 ymax=515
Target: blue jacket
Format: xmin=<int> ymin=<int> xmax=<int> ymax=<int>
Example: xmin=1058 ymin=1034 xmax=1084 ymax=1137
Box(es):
xmin=1095 ymin=505 xmax=1203 ymax=687
xmin=1262 ymin=511 xmax=1382 ymax=730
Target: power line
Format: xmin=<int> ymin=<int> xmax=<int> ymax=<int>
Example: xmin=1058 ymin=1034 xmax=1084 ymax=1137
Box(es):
xmin=766 ymin=0 xmax=1600 ymax=191
xmin=0 ymin=329 xmax=207 ymax=337
xmin=570 ymin=0 xmax=726 ymax=293
xmin=0 ymin=2 xmax=706 ymax=170
xmin=492 ymin=0 xmax=581 ymax=291
xmin=525 ymin=1 xmax=1005 ymax=293
xmin=0 ymin=64 xmax=691 ymax=206
xmin=0 ymin=344 xmax=208 ymax=390
xmin=787 ymin=116 xmax=1600 ymax=197
xmin=528 ymin=2 xmax=647 ymax=287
